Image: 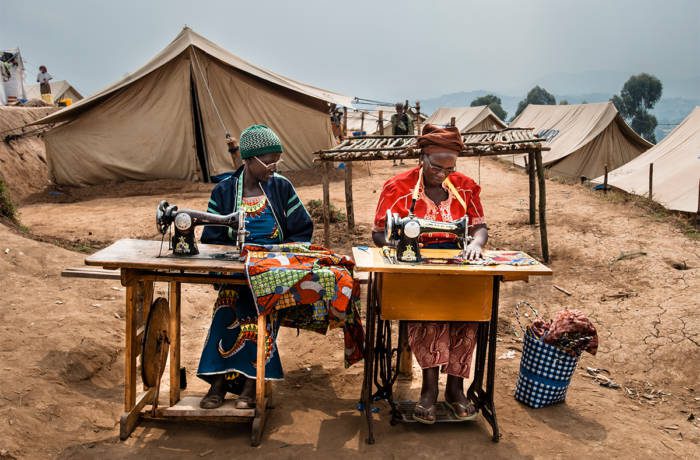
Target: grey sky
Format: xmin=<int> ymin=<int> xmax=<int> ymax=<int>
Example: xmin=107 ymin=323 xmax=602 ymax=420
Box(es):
xmin=1 ymin=0 xmax=698 ymax=101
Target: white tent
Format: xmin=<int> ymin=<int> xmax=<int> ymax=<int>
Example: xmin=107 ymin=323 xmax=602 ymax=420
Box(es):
xmin=424 ymin=106 xmax=506 ymax=133
xmin=509 ymin=102 xmax=652 ymax=179
xmin=33 ymin=27 xmax=353 ymax=185
xmin=592 ymin=107 xmax=700 ymax=213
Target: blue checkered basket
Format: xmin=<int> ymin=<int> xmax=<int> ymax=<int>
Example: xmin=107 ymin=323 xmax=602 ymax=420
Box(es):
xmin=514 ymin=329 xmax=580 ymax=408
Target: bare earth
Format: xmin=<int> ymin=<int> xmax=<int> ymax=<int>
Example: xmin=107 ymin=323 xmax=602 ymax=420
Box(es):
xmin=1 ymin=157 xmax=698 ymax=459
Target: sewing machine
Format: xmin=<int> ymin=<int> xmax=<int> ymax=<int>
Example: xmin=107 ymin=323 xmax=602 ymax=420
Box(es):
xmin=385 ymin=209 xmax=470 ymax=263
xmin=156 ymin=200 xmax=246 ymax=256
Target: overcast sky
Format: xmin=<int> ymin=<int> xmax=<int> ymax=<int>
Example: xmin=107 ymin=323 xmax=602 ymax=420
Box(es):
xmin=2 ymin=0 xmax=698 ymax=101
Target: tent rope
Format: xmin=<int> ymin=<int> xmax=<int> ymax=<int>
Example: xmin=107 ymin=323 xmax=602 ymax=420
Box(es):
xmin=191 ymin=47 xmax=230 ymax=139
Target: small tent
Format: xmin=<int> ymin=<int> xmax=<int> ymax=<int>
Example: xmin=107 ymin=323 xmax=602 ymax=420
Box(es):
xmin=509 ymin=102 xmax=652 ymax=179
xmin=424 ymin=106 xmax=507 ymax=133
xmin=345 ymin=106 xmax=393 ymax=136
xmin=33 ymin=27 xmax=353 ymax=186
xmin=25 ymin=80 xmax=83 ymax=104
xmin=1 ymin=49 xmax=26 ymax=104
xmin=592 ymin=107 xmax=700 ymax=213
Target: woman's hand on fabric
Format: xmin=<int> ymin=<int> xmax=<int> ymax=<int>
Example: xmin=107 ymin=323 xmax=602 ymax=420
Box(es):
xmin=462 ymin=242 xmax=483 ymax=260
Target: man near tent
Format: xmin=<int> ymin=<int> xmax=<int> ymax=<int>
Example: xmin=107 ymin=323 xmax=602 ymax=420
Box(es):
xmin=36 ymin=65 xmax=53 ymax=105
xmin=391 ymin=102 xmax=414 ymax=166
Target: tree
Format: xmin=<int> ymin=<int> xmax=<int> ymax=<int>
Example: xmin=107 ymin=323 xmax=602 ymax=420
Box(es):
xmin=559 ymin=100 xmax=569 ymax=105
xmin=611 ymin=73 xmax=663 ymax=142
xmin=514 ymin=86 xmax=556 ymax=118
xmin=470 ymin=94 xmax=507 ymax=121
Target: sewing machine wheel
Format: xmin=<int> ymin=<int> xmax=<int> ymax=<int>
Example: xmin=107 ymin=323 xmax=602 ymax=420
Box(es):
xmin=141 ymin=297 xmax=170 ymax=387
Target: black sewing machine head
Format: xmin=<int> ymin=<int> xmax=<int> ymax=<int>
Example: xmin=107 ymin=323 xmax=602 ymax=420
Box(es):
xmin=156 ymin=200 xmax=246 ymax=256
xmin=385 ymin=209 xmax=469 ymax=263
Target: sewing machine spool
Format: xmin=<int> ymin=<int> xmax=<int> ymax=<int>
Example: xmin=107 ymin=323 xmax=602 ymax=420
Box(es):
xmin=141 ymin=297 xmax=170 ymax=388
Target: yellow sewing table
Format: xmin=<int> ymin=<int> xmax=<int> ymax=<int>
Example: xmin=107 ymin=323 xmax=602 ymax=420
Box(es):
xmin=85 ymin=239 xmax=271 ymax=446
xmin=352 ymin=247 xmax=552 ymax=443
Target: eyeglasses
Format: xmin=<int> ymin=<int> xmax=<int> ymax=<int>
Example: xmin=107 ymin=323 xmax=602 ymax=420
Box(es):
xmin=254 ymin=156 xmax=284 ymax=169
xmin=423 ymin=156 xmax=456 ymax=175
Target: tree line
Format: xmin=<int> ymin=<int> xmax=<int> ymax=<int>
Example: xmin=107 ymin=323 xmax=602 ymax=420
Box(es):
xmin=469 ymin=73 xmax=662 ymax=142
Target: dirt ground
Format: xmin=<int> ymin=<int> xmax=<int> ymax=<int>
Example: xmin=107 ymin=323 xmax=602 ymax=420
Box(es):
xmin=1 ymin=152 xmax=698 ymax=459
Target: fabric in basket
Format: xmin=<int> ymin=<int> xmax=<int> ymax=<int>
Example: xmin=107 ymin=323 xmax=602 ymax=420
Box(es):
xmin=515 ymin=330 xmax=579 ymax=408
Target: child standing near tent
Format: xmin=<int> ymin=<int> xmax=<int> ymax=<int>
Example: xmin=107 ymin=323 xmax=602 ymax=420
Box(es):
xmin=36 ymin=65 xmax=53 ymax=105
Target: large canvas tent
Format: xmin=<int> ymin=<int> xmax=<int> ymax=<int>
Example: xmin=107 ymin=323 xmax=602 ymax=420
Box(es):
xmin=509 ymin=102 xmax=652 ymax=179
xmin=592 ymin=107 xmax=700 ymax=213
xmin=33 ymin=27 xmax=352 ymax=185
xmin=424 ymin=106 xmax=506 ymax=133
xmin=25 ymin=80 xmax=83 ymax=104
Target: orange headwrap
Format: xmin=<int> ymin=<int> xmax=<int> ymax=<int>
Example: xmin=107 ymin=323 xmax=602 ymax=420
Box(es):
xmin=417 ymin=124 xmax=464 ymax=155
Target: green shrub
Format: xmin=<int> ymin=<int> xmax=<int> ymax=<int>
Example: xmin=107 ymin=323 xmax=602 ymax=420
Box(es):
xmin=306 ymin=199 xmax=346 ymax=223
xmin=0 ymin=177 xmax=17 ymax=222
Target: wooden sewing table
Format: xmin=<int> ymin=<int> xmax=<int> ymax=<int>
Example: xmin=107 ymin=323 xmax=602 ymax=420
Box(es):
xmin=85 ymin=239 xmax=271 ymax=446
xmin=352 ymin=247 xmax=552 ymax=444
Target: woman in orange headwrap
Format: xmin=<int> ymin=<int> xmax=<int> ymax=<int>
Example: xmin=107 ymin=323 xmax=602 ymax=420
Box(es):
xmin=372 ymin=124 xmax=488 ymax=424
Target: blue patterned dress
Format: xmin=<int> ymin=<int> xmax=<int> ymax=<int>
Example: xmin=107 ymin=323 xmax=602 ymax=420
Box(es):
xmin=197 ymin=194 xmax=285 ymax=394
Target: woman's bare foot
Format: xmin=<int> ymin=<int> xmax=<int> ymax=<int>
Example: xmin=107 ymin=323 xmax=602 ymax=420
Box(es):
xmin=445 ymin=375 xmax=477 ymax=420
xmin=413 ymin=367 xmax=439 ymax=424
xmin=235 ymin=377 xmax=256 ymax=409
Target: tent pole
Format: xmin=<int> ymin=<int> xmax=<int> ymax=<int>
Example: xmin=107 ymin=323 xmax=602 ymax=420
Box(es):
xmin=535 ymin=151 xmax=549 ymax=263
xmin=648 ymin=163 xmax=654 ymax=200
xmin=528 ymin=151 xmax=536 ymax=225
xmin=322 ymin=162 xmax=331 ymax=247
xmin=603 ymin=164 xmax=608 ymax=194
xmin=450 ymin=116 xmax=456 ymax=127
xmin=378 ymin=111 xmax=384 ymax=135
xmin=696 ymin=178 xmax=700 ymax=228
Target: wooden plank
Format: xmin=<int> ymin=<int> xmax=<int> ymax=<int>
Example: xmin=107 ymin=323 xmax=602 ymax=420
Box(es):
xmin=352 ymin=247 xmax=552 ymax=277
xmin=253 ymin=313 xmax=268 ymax=446
xmin=61 ymin=267 xmax=120 ymax=279
xmin=380 ymin=273 xmax=492 ymax=321
xmin=535 ymin=151 xmax=550 ymax=263
xmin=85 ymin=239 xmax=247 ymax=273
xmin=160 ymin=396 xmax=255 ymax=418
xmin=124 ymin=273 xmax=138 ymax=412
xmin=169 ymin=282 xmax=181 ymax=406
xmin=119 ymin=387 xmax=156 ymax=440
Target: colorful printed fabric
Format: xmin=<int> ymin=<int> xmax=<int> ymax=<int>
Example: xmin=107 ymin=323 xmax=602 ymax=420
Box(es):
xmin=530 ymin=309 xmax=599 ymax=356
xmin=455 ymin=251 xmax=539 ymax=266
xmin=407 ymin=321 xmax=478 ymax=379
xmin=244 ymin=243 xmax=364 ymax=367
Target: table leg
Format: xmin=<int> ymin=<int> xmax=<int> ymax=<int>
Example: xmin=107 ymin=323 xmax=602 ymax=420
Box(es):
xmin=169 ymin=282 xmax=181 ymax=406
xmin=251 ymin=313 xmax=268 ymax=447
xmin=481 ymin=276 xmax=501 ymax=442
xmin=119 ymin=270 xmax=139 ymax=439
xmin=397 ymin=321 xmax=412 ymax=379
xmin=362 ymin=273 xmax=377 ymax=444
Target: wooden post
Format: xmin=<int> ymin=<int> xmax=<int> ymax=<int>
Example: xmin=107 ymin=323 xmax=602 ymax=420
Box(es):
xmin=450 ymin=116 xmax=456 ymax=127
xmin=648 ymin=163 xmax=654 ymax=199
xmin=378 ymin=110 xmax=384 ymax=135
xmin=168 ymin=281 xmax=181 ymax=406
xmin=342 ymin=106 xmax=348 ymax=139
xmin=603 ymin=164 xmax=609 ymax=194
xmin=415 ymin=101 xmax=421 ymax=135
xmin=124 ymin=277 xmax=137 ymax=411
xmin=534 ymin=151 xmax=550 ymax=263
xmin=322 ymin=162 xmax=331 ymax=247
xmin=360 ymin=111 xmax=365 ymax=135
xmin=344 ymin=162 xmax=355 ymax=232
xmin=527 ymin=151 xmax=536 ymax=225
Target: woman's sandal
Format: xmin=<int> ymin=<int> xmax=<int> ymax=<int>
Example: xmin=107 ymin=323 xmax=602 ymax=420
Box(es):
xmin=200 ymin=389 xmax=225 ymax=409
xmin=412 ymin=403 xmax=437 ymax=425
xmin=445 ymin=400 xmax=478 ymax=421
xmin=234 ymin=396 xmax=256 ymax=409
